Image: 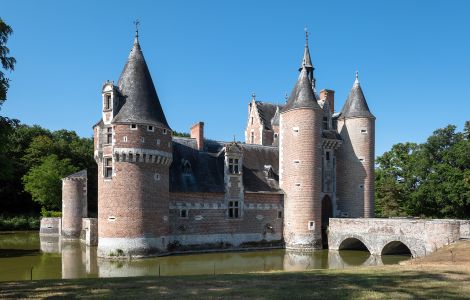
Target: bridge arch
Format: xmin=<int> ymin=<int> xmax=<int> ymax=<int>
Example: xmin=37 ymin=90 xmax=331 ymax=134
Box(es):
xmin=381 ymin=240 xmax=412 ymax=256
xmin=338 ymin=236 xmax=371 ymax=253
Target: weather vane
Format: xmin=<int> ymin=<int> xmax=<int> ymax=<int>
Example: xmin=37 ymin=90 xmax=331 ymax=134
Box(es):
xmin=134 ymin=19 xmax=140 ymax=38
xmin=304 ymin=26 xmax=309 ymax=43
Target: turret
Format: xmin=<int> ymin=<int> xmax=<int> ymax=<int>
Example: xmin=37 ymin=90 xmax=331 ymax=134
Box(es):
xmin=336 ymin=72 xmax=375 ymax=218
xmin=280 ymin=33 xmax=323 ymax=250
xmin=94 ymin=29 xmax=172 ymax=257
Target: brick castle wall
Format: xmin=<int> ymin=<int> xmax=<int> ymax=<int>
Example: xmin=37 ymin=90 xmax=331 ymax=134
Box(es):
xmin=280 ymin=108 xmax=323 ymax=250
xmin=336 ymin=117 xmax=375 ymax=218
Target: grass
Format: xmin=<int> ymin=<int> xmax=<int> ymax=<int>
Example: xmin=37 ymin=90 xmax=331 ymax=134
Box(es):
xmin=1 ymin=241 xmax=469 ymax=299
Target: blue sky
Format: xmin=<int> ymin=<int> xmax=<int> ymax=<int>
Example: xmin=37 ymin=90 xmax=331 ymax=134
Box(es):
xmin=1 ymin=0 xmax=469 ymax=156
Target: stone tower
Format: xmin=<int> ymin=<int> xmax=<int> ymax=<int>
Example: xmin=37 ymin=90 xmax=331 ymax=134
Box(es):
xmin=280 ymin=33 xmax=323 ymax=250
xmin=94 ymin=32 xmax=173 ymax=257
xmin=336 ymin=73 xmax=375 ymax=218
xmin=61 ymin=170 xmax=87 ymax=239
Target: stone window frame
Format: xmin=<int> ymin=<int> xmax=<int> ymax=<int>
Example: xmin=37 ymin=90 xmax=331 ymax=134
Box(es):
xmin=228 ymin=158 xmax=240 ymax=174
xmin=277 ymin=210 xmax=283 ymax=219
xmin=130 ymin=124 xmax=138 ymax=130
xmin=104 ymin=157 xmax=113 ymax=179
xmin=322 ymin=116 xmax=329 ymax=130
xmin=106 ymin=127 xmax=113 ymax=144
xmin=228 ymin=200 xmax=240 ymax=219
xmin=360 ymin=128 xmax=368 ymax=134
xmin=180 ymin=209 xmax=188 ymax=219
xmin=147 ymin=125 xmax=154 ymax=132
xmin=104 ymin=93 xmax=112 ymax=111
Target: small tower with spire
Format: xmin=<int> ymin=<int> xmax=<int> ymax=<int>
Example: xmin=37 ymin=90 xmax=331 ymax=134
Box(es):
xmin=336 ymin=72 xmax=375 ymax=218
xmin=279 ymin=31 xmax=323 ymax=250
xmin=94 ymin=25 xmax=173 ymax=257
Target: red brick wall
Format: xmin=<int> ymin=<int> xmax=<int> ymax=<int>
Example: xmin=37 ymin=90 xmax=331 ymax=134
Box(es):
xmin=336 ymin=117 xmax=375 ymax=218
xmin=280 ymin=108 xmax=323 ymax=249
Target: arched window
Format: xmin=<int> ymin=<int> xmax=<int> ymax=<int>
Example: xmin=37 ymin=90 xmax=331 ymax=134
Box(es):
xmin=182 ymin=160 xmax=192 ymax=176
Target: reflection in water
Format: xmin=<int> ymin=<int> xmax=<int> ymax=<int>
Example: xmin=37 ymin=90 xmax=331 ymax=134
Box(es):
xmin=0 ymin=232 xmax=409 ymax=281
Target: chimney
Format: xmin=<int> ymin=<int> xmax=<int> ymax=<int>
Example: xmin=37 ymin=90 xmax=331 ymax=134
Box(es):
xmin=190 ymin=122 xmax=204 ymax=151
xmin=320 ymin=89 xmax=335 ymax=114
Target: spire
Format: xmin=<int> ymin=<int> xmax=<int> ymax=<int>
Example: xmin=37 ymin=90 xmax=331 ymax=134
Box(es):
xmin=112 ymin=29 xmax=170 ymax=128
xmin=281 ymin=65 xmax=321 ymax=113
xmin=339 ymin=72 xmax=375 ymax=119
xmin=299 ymin=28 xmax=314 ymax=72
xmin=133 ymin=19 xmax=140 ymax=44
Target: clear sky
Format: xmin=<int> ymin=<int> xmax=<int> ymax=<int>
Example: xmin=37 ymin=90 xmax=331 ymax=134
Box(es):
xmin=1 ymin=0 xmax=469 ymax=156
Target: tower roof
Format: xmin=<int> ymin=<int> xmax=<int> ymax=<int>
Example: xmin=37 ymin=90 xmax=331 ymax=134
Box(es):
xmin=281 ymin=66 xmax=321 ymax=113
xmin=112 ymin=35 xmax=170 ymax=128
xmin=339 ymin=72 xmax=375 ymax=119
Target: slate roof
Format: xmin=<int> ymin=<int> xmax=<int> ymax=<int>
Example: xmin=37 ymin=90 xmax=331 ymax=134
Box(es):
xmin=270 ymin=106 xmax=280 ymax=126
xmin=255 ymin=102 xmax=282 ymax=130
xmin=64 ymin=169 xmax=87 ymax=179
xmin=339 ymin=76 xmax=375 ymax=119
xmin=169 ymin=138 xmax=281 ymax=193
xmin=112 ymin=37 xmax=170 ymax=128
xmin=281 ymin=66 xmax=321 ymax=113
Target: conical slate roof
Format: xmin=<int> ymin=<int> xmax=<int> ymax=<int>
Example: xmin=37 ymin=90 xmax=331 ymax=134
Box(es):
xmin=112 ymin=37 xmax=170 ymax=128
xmin=340 ymin=74 xmax=375 ymax=119
xmin=299 ymin=42 xmax=313 ymax=71
xmin=281 ymin=66 xmax=321 ymax=113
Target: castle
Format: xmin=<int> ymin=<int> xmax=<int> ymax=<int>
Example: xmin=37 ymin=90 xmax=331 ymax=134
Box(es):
xmin=56 ymin=30 xmax=375 ymax=257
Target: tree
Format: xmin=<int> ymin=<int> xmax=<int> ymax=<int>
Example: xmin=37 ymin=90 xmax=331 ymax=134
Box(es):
xmin=0 ymin=18 xmax=16 ymax=106
xmin=22 ymin=154 xmax=78 ymax=211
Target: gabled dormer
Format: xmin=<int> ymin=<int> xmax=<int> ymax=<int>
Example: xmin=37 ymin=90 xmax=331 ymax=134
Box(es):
xmin=101 ymin=81 xmax=120 ymax=125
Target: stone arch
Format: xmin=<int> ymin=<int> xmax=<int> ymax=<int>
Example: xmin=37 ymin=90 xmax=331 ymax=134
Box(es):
xmin=321 ymin=195 xmax=333 ymax=248
xmin=381 ymin=241 xmax=412 ymax=256
xmin=338 ymin=236 xmax=371 ymax=253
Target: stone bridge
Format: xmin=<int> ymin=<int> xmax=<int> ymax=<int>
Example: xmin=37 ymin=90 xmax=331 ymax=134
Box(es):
xmin=328 ymin=218 xmax=461 ymax=258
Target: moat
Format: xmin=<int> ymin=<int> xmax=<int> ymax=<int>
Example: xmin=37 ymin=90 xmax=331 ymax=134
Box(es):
xmin=0 ymin=232 xmax=410 ymax=281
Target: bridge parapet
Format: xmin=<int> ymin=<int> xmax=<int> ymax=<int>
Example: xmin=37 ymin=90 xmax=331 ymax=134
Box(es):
xmin=328 ymin=218 xmax=460 ymax=257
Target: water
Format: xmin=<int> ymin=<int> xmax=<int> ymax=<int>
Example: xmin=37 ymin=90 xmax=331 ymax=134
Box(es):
xmin=0 ymin=232 xmax=409 ymax=281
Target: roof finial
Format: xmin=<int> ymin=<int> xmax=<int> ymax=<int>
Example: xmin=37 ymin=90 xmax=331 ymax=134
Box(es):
xmin=355 ymin=70 xmax=359 ymax=84
xmin=252 ymin=92 xmax=256 ymax=100
xmin=133 ymin=19 xmax=140 ymax=41
xmin=304 ymin=26 xmax=309 ymax=45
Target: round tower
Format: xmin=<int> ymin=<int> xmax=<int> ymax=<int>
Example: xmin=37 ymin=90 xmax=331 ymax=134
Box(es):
xmin=95 ymin=32 xmax=172 ymax=257
xmin=280 ymin=33 xmax=323 ymax=250
xmin=336 ymin=73 xmax=375 ymax=218
xmin=61 ymin=170 xmax=87 ymax=239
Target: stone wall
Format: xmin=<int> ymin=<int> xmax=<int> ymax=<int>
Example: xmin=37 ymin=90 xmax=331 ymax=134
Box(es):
xmin=81 ymin=218 xmax=98 ymax=246
xmin=328 ymin=218 xmax=460 ymax=257
xmin=61 ymin=174 xmax=87 ymax=239
xmin=39 ymin=217 xmax=61 ymax=236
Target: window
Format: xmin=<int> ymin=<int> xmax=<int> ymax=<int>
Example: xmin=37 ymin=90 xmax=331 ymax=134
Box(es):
xmin=250 ymin=132 xmax=254 ymax=144
xmin=154 ymin=173 xmax=161 ymax=181
xmin=361 ymin=128 xmax=367 ymax=134
xmin=106 ymin=127 xmax=112 ymax=144
xmin=163 ymin=129 xmax=167 ymax=135
xmin=322 ymin=117 xmax=328 ymax=130
xmin=128 ymin=153 xmax=133 ymax=161
xmin=326 ymin=151 xmax=330 ymax=161
xmin=180 ymin=209 xmax=188 ymax=218
xmin=148 ymin=154 xmax=153 ymax=161
xmin=293 ymin=127 xmax=299 ymax=133
xmin=141 ymin=137 xmax=145 ymax=143
xmin=147 ymin=125 xmax=154 ymax=132
xmin=130 ymin=124 xmax=137 ymax=130
xmin=308 ymin=221 xmax=315 ymax=230
xmin=228 ymin=201 xmax=240 ymax=218
xmin=104 ymin=94 xmax=111 ymax=110
xmin=228 ymin=158 xmax=239 ymax=174
xmin=278 ymin=211 xmax=283 ymax=219
xmin=274 ymin=133 xmax=278 ymax=139
xmin=251 ymin=117 xmax=254 ymax=125
xmin=293 ymin=160 xmax=300 ymax=164
xmin=136 ymin=153 xmax=140 ymax=161
xmin=104 ymin=157 xmax=112 ymax=178
xmin=123 ymin=136 xmax=128 ymax=142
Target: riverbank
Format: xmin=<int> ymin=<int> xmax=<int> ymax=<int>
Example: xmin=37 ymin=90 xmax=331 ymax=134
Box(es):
xmin=1 ymin=241 xmax=469 ymax=299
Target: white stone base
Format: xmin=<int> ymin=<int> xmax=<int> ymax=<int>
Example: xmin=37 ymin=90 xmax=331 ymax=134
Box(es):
xmin=172 ymin=232 xmax=282 ymax=247
xmin=98 ymin=236 xmax=169 ymax=258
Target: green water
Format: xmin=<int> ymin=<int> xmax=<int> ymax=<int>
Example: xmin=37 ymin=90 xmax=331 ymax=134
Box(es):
xmin=0 ymin=232 xmax=409 ymax=281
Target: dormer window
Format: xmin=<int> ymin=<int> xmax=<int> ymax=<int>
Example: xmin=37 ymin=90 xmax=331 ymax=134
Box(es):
xmin=130 ymin=124 xmax=137 ymax=130
xmin=147 ymin=125 xmax=154 ymax=132
xmin=163 ymin=129 xmax=167 ymax=135
xmin=104 ymin=94 xmax=111 ymax=110
xmin=106 ymin=127 xmax=112 ymax=144
xmin=228 ymin=158 xmax=240 ymax=174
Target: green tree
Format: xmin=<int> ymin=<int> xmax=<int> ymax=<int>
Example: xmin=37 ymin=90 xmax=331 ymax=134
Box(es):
xmin=0 ymin=18 xmax=16 ymax=105
xmin=22 ymin=154 xmax=78 ymax=211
